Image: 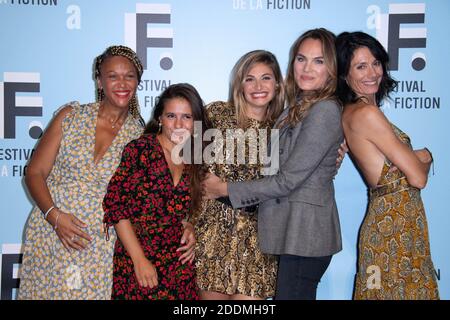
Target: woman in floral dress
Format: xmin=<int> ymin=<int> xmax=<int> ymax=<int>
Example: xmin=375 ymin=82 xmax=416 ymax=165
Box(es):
xmin=103 ymin=83 xmax=209 ymax=299
xmin=336 ymin=31 xmax=439 ymax=299
xmin=18 ymin=46 xmax=145 ymax=299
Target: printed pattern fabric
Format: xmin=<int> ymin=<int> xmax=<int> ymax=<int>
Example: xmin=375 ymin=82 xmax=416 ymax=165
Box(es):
xmin=103 ymin=133 xmax=198 ymax=300
xmin=18 ymin=102 xmax=143 ymax=299
xmin=193 ymin=101 xmax=278 ymax=299
xmin=354 ymin=124 xmax=439 ymax=300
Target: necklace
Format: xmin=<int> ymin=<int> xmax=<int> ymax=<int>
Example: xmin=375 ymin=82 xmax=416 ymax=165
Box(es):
xmin=110 ymin=118 xmax=120 ymax=129
xmin=99 ymin=104 xmax=123 ymax=129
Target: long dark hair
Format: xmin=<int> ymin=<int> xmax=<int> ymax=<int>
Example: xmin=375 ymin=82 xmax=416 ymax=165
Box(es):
xmin=336 ymin=31 xmax=397 ymax=106
xmin=145 ymin=83 xmax=210 ymax=214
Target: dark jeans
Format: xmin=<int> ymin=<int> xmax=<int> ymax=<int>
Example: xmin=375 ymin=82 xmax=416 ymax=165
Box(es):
xmin=275 ymin=254 xmax=332 ymax=300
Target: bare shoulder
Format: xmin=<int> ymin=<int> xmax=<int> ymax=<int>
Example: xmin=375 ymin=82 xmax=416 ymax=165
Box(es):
xmin=53 ymin=105 xmax=75 ymax=121
xmin=344 ymin=101 xmax=386 ymax=132
xmin=42 ymin=106 xmax=74 ymax=135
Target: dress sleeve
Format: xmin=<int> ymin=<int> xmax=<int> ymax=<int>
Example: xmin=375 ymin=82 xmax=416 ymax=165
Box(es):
xmin=103 ymin=139 xmax=140 ymax=226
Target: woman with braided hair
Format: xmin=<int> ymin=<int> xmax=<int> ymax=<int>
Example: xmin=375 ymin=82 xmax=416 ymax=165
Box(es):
xmin=17 ymin=45 xmax=195 ymax=300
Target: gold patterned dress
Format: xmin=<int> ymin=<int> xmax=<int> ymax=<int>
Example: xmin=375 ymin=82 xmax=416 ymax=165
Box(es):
xmin=354 ymin=124 xmax=439 ymax=300
xmin=194 ymin=101 xmax=278 ymax=299
xmin=18 ymin=102 xmax=143 ymax=300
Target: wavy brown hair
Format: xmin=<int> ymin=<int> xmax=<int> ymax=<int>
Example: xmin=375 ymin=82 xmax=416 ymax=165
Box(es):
xmin=229 ymin=50 xmax=285 ymax=128
xmin=281 ymin=28 xmax=338 ymax=128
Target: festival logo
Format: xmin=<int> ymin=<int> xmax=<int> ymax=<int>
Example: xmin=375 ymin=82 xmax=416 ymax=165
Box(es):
xmin=367 ymin=3 xmax=426 ymax=71
xmin=125 ymin=3 xmax=173 ymax=71
xmin=0 ymin=72 xmax=43 ymax=140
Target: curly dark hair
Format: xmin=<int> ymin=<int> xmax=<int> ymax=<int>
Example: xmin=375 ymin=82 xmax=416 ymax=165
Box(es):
xmin=336 ymin=31 xmax=397 ymax=106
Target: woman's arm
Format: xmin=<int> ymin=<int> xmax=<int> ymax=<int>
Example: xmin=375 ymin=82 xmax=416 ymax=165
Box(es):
xmin=205 ymin=100 xmax=343 ymax=208
xmin=103 ymin=140 xmax=141 ymax=226
xmin=103 ymin=140 xmax=158 ymax=288
xmin=25 ymin=105 xmax=91 ymax=250
xmin=115 ymin=219 xmax=158 ymax=288
xmin=351 ymin=105 xmax=430 ymax=188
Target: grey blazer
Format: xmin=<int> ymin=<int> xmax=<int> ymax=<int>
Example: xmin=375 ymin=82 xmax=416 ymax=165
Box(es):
xmin=228 ymin=99 xmax=343 ymax=257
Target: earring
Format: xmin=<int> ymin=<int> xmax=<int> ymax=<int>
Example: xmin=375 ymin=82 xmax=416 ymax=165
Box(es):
xmin=158 ymin=122 xmax=162 ymax=133
xmin=96 ymin=88 xmax=104 ymax=102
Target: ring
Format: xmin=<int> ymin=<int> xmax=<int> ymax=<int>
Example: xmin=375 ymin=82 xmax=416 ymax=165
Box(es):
xmin=71 ymin=235 xmax=76 ymax=241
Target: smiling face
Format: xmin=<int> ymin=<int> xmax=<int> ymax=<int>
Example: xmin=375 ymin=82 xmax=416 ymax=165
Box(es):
xmin=242 ymin=62 xmax=277 ymax=115
xmin=294 ymin=38 xmax=329 ymax=93
xmin=97 ymin=55 xmax=138 ymax=110
xmin=346 ymin=46 xmax=383 ymax=103
xmin=159 ymin=97 xmax=194 ymax=146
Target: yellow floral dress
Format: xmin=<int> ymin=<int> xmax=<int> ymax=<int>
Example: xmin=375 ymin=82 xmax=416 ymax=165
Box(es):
xmin=354 ymin=124 xmax=439 ymax=300
xmin=18 ymin=102 xmax=143 ymax=300
xmin=194 ymin=101 xmax=278 ymax=298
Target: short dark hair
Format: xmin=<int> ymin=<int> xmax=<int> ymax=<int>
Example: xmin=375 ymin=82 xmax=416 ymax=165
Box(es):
xmin=336 ymin=31 xmax=397 ymax=106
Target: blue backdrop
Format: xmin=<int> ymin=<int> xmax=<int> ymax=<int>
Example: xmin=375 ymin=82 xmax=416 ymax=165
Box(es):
xmin=0 ymin=0 xmax=448 ymax=299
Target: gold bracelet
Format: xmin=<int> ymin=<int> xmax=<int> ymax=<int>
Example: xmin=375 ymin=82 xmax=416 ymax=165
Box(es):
xmin=54 ymin=211 xmax=62 ymax=231
xmin=424 ymin=147 xmax=433 ymax=163
xmin=424 ymin=147 xmax=435 ymax=176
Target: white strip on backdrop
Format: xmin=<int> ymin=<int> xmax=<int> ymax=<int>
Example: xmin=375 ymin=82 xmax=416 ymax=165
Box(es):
xmin=0 ymin=0 xmax=448 ymax=299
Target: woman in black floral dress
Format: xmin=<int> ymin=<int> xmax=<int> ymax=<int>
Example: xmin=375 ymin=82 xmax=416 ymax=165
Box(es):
xmin=103 ymin=83 xmax=209 ymax=299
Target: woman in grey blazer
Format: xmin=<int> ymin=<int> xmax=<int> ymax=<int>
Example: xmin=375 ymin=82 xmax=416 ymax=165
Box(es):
xmin=204 ymin=28 xmax=344 ymax=300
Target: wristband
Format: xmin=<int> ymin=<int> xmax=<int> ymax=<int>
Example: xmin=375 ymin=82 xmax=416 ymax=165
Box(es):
xmin=424 ymin=147 xmax=434 ymax=175
xmin=54 ymin=211 xmax=62 ymax=230
xmin=43 ymin=205 xmax=56 ymax=220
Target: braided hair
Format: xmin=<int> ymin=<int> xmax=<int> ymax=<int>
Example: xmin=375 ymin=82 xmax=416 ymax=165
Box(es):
xmin=94 ymin=45 xmax=144 ymax=124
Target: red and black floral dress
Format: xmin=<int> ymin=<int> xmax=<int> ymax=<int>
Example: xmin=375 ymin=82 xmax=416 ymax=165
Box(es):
xmin=103 ymin=133 xmax=198 ymax=300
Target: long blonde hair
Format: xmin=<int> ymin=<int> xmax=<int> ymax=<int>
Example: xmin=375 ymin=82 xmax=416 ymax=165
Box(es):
xmin=229 ymin=50 xmax=285 ymax=128
xmin=281 ymin=28 xmax=337 ymax=128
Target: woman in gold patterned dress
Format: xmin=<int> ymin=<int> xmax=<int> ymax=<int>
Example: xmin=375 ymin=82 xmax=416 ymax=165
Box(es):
xmin=336 ymin=32 xmax=439 ymax=299
xmin=18 ymin=46 xmax=195 ymax=299
xmin=194 ymin=50 xmax=285 ymax=299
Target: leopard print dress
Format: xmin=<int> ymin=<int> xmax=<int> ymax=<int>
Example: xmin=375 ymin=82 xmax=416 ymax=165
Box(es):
xmin=194 ymin=101 xmax=277 ymax=299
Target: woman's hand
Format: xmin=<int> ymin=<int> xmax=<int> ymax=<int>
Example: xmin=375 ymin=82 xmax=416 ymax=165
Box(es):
xmin=114 ymin=219 xmax=158 ymax=288
xmin=177 ymin=221 xmax=196 ymax=265
xmin=336 ymin=140 xmax=349 ymax=169
xmin=203 ymin=173 xmax=228 ymax=199
xmin=415 ymin=148 xmax=433 ymax=164
xmin=133 ymin=257 xmax=158 ymax=288
xmin=48 ymin=209 xmax=92 ymax=251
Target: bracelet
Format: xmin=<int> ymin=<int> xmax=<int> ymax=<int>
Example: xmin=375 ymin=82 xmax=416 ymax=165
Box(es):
xmin=54 ymin=211 xmax=62 ymax=231
xmin=424 ymin=147 xmax=433 ymax=163
xmin=424 ymin=147 xmax=435 ymax=176
xmin=43 ymin=205 xmax=56 ymax=220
